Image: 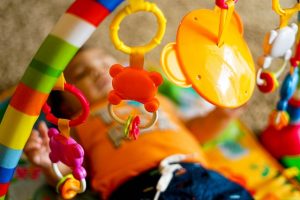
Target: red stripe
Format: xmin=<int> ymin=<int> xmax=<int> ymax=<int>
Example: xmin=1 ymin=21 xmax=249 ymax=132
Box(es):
xmin=10 ymin=83 xmax=48 ymax=116
xmin=67 ymin=0 xmax=110 ymax=27
xmin=0 ymin=182 xmax=9 ymax=196
xmin=289 ymin=97 xmax=300 ymax=107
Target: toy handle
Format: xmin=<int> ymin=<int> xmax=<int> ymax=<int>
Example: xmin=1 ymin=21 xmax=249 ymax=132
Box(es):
xmin=108 ymin=103 xmax=158 ymax=129
xmin=216 ymin=0 xmax=238 ymax=9
xmin=272 ymin=0 xmax=300 ymax=27
xmin=110 ymin=0 xmax=166 ymax=54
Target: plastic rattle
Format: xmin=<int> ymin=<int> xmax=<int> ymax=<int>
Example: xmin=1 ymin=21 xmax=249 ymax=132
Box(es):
xmin=161 ymin=0 xmax=255 ymax=108
xmin=108 ymin=0 xmax=166 ymax=135
xmin=48 ymin=126 xmax=87 ymax=199
xmin=256 ymin=23 xmax=298 ymax=93
xmin=41 ymin=76 xmax=90 ymax=198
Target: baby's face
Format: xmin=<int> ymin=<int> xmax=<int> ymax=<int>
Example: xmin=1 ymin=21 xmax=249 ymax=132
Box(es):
xmin=65 ymin=48 xmax=117 ymax=104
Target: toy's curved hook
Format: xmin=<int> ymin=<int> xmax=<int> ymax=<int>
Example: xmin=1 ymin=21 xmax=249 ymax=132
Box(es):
xmin=272 ymin=0 xmax=300 ymax=27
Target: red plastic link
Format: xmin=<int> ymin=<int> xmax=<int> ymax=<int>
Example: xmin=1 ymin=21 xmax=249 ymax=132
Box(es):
xmin=257 ymin=72 xmax=277 ymax=93
xmin=216 ymin=0 xmax=238 ymax=9
xmin=43 ymin=83 xmax=90 ymax=127
xmin=290 ymin=42 xmax=300 ymax=67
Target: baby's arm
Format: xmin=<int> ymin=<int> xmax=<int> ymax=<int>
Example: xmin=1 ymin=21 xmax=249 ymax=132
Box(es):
xmin=186 ymin=107 xmax=244 ymax=144
xmin=24 ymin=121 xmax=71 ymax=186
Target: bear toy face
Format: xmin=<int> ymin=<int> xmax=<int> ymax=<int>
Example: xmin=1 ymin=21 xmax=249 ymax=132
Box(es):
xmin=108 ymin=64 xmax=163 ymax=112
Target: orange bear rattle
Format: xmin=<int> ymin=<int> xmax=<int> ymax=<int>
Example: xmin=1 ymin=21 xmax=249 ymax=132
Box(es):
xmin=108 ymin=64 xmax=163 ymax=113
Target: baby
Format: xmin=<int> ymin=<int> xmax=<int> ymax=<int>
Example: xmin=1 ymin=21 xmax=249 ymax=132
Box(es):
xmin=24 ymin=47 xmax=252 ymax=199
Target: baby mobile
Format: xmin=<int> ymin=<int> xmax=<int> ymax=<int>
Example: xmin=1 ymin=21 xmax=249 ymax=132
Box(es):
xmin=256 ymin=0 xmax=300 ymax=184
xmin=0 ymin=0 xmax=257 ymax=200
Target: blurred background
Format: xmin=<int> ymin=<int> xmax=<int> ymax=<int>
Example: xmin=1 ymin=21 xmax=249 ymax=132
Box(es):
xmin=0 ymin=0 xmax=298 ymax=133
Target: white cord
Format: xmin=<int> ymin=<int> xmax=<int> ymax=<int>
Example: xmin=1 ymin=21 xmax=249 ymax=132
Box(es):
xmin=153 ymin=191 xmax=161 ymax=200
xmin=154 ymin=164 xmax=182 ymax=200
xmin=154 ymin=153 xmax=196 ymax=200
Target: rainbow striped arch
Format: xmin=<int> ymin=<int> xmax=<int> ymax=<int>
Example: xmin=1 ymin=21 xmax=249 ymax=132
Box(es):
xmin=0 ymin=0 xmax=124 ymax=199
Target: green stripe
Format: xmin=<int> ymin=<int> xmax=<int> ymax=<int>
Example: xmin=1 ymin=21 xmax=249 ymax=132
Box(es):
xmin=21 ymin=67 xmax=58 ymax=93
xmin=34 ymin=35 xmax=78 ymax=71
xmin=29 ymin=59 xmax=62 ymax=78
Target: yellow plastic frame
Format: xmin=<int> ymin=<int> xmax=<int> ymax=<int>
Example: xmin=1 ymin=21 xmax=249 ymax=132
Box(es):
xmin=272 ymin=0 xmax=300 ymax=28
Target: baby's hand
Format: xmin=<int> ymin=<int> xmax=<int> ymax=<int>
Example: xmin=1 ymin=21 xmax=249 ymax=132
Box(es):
xmin=24 ymin=121 xmax=51 ymax=168
xmin=217 ymin=106 xmax=245 ymax=119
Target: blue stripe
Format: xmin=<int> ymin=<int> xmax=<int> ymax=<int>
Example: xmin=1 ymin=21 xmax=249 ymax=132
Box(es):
xmin=0 ymin=144 xmax=22 ymax=169
xmin=96 ymin=0 xmax=124 ymax=12
xmin=0 ymin=166 xmax=15 ymax=183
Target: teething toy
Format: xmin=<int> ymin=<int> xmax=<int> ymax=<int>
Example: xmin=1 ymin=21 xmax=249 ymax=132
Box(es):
xmin=108 ymin=0 xmax=166 ymax=136
xmin=108 ymin=64 xmax=163 ymax=113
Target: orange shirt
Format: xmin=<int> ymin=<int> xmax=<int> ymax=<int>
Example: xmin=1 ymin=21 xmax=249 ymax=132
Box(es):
xmin=75 ymin=95 xmax=207 ymax=199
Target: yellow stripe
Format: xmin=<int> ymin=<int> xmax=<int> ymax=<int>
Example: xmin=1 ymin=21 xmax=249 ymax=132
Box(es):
xmin=0 ymin=106 xmax=38 ymax=150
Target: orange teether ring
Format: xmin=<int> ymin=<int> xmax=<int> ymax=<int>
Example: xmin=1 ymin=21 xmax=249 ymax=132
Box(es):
xmin=60 ymin=177 xmax=81 ymax=199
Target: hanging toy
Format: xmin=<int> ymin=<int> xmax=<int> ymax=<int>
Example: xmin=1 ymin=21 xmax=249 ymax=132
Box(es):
xmin=49 ymin=127 xmax=86 ymax=200
xmin=108 ymin=0 xmax=166 ymax=139
xmin=268 ymin=41 xmax=300 ymax=130
xmin=161 ymin=0 xmax=255 ymax=108
xmin=256 ymin=0 xmax=300 ymax=93
xmin=42 ymin=76 xmax=90 ymax=199
xmin=108 ymin=63 xmax=163 ymax=113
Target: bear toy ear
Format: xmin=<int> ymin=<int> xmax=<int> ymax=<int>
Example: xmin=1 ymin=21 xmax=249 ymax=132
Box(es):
xmin=149 ymin=72 xmax=163 ymax=87
xmin=109 ymin=64 xmax=124 ymax=77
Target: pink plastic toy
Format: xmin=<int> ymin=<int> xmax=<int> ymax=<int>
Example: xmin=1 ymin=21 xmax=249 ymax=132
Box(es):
xmin=129 ymin=116 xmax=141 ymax=140
xmin=215 ymin=0 xmax=238 ymax=9
xmin=108 ymin=64 xmax=163 ymax=113
xmin=48 ymin=128 xmax=86 ymax=180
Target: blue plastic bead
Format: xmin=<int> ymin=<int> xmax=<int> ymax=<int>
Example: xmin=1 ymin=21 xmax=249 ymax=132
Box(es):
xmin=0 ymin=166 xmax=15 ymax=183
xmin=0 ymin=144 xmax=22 ymax=169
xmin=280 ymin=73 xmax=298 ymax=100
xmin=288 ymin=103 xmax=300 ymax=124
xmin=277 ymin=100 xmax=288 ymax=111
xmin=96 ymin=0 xmax=124 ymax=12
